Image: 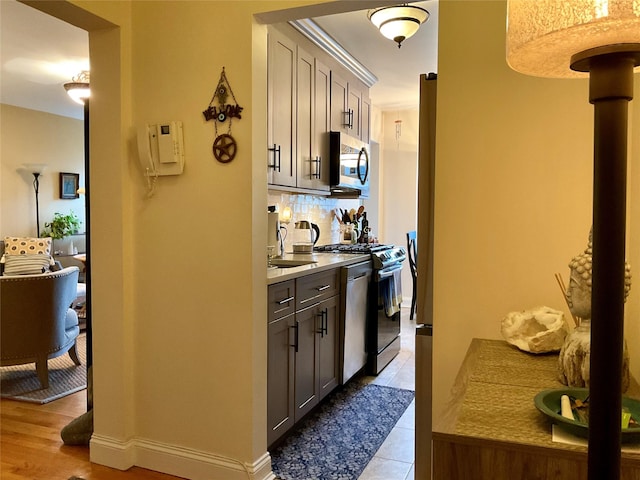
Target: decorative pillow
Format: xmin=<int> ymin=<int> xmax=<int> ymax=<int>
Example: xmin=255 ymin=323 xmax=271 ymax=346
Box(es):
xmin=2 ymin=254 xmax=52 ymax=275
xmin=3 ymin=237 xmax=52 ymax=256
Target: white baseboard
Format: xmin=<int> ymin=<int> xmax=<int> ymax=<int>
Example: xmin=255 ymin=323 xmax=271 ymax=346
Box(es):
xmin=90 ymin=434 xmax=275 ymax=480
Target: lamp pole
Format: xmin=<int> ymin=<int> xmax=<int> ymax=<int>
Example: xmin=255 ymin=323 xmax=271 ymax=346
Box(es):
xmin=570 ymin=44 xmax=640 ymax=480
xmin=32 ymin=172 xmax=41 ymax=238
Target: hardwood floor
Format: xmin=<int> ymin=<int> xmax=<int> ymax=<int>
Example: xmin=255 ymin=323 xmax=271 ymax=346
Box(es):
xmin=1 ymin=391 xmax=182 ymax=480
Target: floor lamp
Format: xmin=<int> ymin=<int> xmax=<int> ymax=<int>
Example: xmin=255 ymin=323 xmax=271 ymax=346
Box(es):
xmin=23 ymin=164 xmax=46 ymax=237
xmin=506 ymin=2 xmax=640 ymax=479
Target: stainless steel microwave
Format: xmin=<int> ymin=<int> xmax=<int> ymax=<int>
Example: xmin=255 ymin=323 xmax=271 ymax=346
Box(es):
xmin=329 ymin=131 xmax=370 ymax=198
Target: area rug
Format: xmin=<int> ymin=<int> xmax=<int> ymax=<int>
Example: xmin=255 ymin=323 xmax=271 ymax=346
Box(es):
xmin=270 ymin=381 xmax=415 ymax=480
xmin=0 ymin=334 xmax=86 ymax=404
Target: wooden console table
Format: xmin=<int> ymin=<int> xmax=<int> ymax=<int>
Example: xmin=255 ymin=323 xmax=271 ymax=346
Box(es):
xmin=432 ymin=339 xmax=640 ymax=479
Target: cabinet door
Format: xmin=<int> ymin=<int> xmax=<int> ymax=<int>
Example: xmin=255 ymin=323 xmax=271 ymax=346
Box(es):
xmin=298 ymin=57 xmax=330 ymax=191
xmin=347 ymin=84 xmax=362 ymax=139
xmin=295 ymin=47 xmax=316 ymax=190
xmin=318 ymin=295 xmax=339 ymax=400
xmin=267 ymin=31 xmax=296 ymax=187
xmin=267 ymin=314 xmax=295 ymax=446
xmin=361 ymin=96 xmax=371 ymax=145
xmin=294 ymin=305 xmax=320 ymax=421
xmin=330 ymin=71 xmax=348 ymax=134
xmin=314 ymin=59 xmax=331 ymax=190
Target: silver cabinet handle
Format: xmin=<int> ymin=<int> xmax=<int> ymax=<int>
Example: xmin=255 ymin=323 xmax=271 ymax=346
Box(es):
xmin=277 ymin=296 xmax=294 ymax=305
xmin=317 ymin=285 xmax=331 ymax=291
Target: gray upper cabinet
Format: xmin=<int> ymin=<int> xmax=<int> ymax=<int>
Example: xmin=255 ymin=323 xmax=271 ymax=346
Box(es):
xmin=347 ymin=83 xmax=362 ymax=140
xmin=361 ymin=96 xmax=371 ymax=145
xmin=330 ymin=71 xmax=348 ymax=135
xmin=295 ymin=47 xmax=314 ymax=191
xmin=331 ymin=71 xmax=369 ymax=142
xmin=314 ymin=60 xmax=331 ymax=190
xmin=267 ymin=30 xmax=296 ymax=188
xmin=268 ymin=26 xmax=370 ymax=193
xmin=297 ymin=58 xmax=330 ymax=191
xmin=268 ymin=30 xmax=331 ymax=193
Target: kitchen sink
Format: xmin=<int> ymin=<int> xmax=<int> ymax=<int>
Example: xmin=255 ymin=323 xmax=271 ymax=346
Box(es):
xmin=269 ymin=259 xmax=318 ymax=268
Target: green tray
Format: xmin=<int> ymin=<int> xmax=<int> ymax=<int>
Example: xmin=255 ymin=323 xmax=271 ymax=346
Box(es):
xmin=534 ymin=388 xmax=640 ymax=442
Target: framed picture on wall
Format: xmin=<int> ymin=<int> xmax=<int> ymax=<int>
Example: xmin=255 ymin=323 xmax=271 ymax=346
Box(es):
xmin=60 ymin=172 xmax=79 ymax=199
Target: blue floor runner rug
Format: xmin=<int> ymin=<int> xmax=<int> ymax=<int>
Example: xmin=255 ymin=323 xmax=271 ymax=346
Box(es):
xmin=270 ymin=381 xmax=415 ymax=480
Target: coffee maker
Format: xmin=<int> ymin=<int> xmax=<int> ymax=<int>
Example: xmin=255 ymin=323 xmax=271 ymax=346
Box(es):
xmin=267 ymin=206 xmax=285 ymax=257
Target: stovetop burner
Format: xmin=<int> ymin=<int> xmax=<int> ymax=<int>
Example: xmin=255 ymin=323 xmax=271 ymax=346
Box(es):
xmin=315 ymin=243 xmax=406 ymax=270
xmin=314 ymin=243 xmax=391 ymax=254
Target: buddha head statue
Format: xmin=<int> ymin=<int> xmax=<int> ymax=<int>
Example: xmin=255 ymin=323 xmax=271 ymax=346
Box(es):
xmin=566 ymin=228 xmax=632 ymax=321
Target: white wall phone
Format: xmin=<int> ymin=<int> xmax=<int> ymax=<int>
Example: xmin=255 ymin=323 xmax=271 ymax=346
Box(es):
xmin=137 ymin=121 xmax=185 ymax=177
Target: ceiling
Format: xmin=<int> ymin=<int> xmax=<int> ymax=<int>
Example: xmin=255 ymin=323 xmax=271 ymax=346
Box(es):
xmin=0 ymin=0 xmax=89 ymax=120
xmin=312 ymin=1 xmax=438 ymax=110
xmin=0 ymin=1 xmax=437 ymax=120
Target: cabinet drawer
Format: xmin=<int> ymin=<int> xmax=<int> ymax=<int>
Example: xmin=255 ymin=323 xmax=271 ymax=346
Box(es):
xmin=268 ymin=280 xmax=295 ymax=323
xmin=296 ymin=269 xmax=340 ymax=310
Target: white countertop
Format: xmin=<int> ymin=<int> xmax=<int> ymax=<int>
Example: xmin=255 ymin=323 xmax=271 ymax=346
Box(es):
xmin=267 ymin=252 xmax=370 ymax=285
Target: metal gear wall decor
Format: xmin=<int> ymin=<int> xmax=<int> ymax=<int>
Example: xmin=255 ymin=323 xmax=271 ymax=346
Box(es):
xmin=203 ymin=67 xmax=243 ymax=163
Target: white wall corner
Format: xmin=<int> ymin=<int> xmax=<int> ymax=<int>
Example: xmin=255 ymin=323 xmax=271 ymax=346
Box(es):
xmin=91 ymin=436 xmax=275 ymax=480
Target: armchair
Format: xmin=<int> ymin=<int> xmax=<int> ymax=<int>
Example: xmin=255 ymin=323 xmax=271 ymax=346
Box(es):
xmin=1 ymin=266 xmax=81 ymax=389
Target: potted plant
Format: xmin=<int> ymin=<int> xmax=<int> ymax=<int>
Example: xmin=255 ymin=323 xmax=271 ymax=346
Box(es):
xmin=41 ymin=211 xmax=81 ymax=239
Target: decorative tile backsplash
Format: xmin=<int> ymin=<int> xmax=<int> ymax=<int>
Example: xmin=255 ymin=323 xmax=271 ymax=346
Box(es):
xmin=268 ymin=192 xmax=361 ymax=251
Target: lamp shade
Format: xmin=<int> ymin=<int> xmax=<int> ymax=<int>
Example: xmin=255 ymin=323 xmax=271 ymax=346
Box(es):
xmin=64 ymin=83 xmax=90 ymax=104
xmin=22 ymin=163 xmax=47 ymax=175
xmin=369 ymin=4 xmax=429 ymax=48
xmin=506 ymin=0 xmax=640 ymax=78
xmin=64 ymin=71 xmax=90 ymax=104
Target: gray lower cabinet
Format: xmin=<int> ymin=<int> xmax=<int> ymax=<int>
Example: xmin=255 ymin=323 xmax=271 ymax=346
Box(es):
xmin=267 ymin=270 xmax=340 ymax=447
xmin=316 ymin=295 xmax=339 ymax=399
xmin=267 ymin=313 xmax=295 ymax=446
xmin=294 ymin=294 xmax=339 ymax=421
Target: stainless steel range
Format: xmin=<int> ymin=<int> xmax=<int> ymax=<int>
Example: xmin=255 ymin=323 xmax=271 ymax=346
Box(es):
xmin=368 ymin=246 xmax=406 ymax=374
xmin=314 ymin=243 xmax=406 ymax=379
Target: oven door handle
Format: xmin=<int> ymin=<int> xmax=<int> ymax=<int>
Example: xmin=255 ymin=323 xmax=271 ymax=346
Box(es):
xmin=377 ymin=264 xmax=403 ymax=280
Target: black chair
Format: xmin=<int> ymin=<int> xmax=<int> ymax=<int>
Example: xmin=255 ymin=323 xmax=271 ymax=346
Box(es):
xmin=406 ymin=231 xmax=418 ymax=320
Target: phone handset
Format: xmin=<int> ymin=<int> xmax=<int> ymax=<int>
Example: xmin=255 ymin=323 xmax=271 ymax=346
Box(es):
xmin=137 ymin=125 xmax=158 ymax=175
xmin=137 ymin=125 xmax=158 ymax=196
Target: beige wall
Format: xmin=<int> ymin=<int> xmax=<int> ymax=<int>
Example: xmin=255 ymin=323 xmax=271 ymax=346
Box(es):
xmin=30 ymin=1 xmax=332 ymax=479
xmin=433 ymin=0 xmax=640 ymax=420
xmin=0 ymin=104 xmax=85 ymax=239
xmin=19 ymin=0 xmax=640 ymax=477
xmin=627 ymin=71 xmax=640 ymax=395
xmin=380 ymin=109 xmax=419 ymax=297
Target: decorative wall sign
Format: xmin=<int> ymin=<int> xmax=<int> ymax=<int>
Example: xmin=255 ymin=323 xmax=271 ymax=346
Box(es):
xmin=203 ymin=67 xmax=243 ymax=163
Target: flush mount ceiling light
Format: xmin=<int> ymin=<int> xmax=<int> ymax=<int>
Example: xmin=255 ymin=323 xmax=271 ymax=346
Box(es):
xmin=368 ymin=4 xmax=429 ymax=48
xmin=63 ymin=70 xmax=90 ymax=105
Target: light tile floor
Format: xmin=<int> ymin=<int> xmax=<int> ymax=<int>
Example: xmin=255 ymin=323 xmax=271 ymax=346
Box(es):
xmin=358 ymin=306 xmax=416 ymax=480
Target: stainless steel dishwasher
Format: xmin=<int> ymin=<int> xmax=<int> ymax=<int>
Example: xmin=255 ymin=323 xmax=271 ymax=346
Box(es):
xmin=341 ymin=260 xmax=372 ymax=383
